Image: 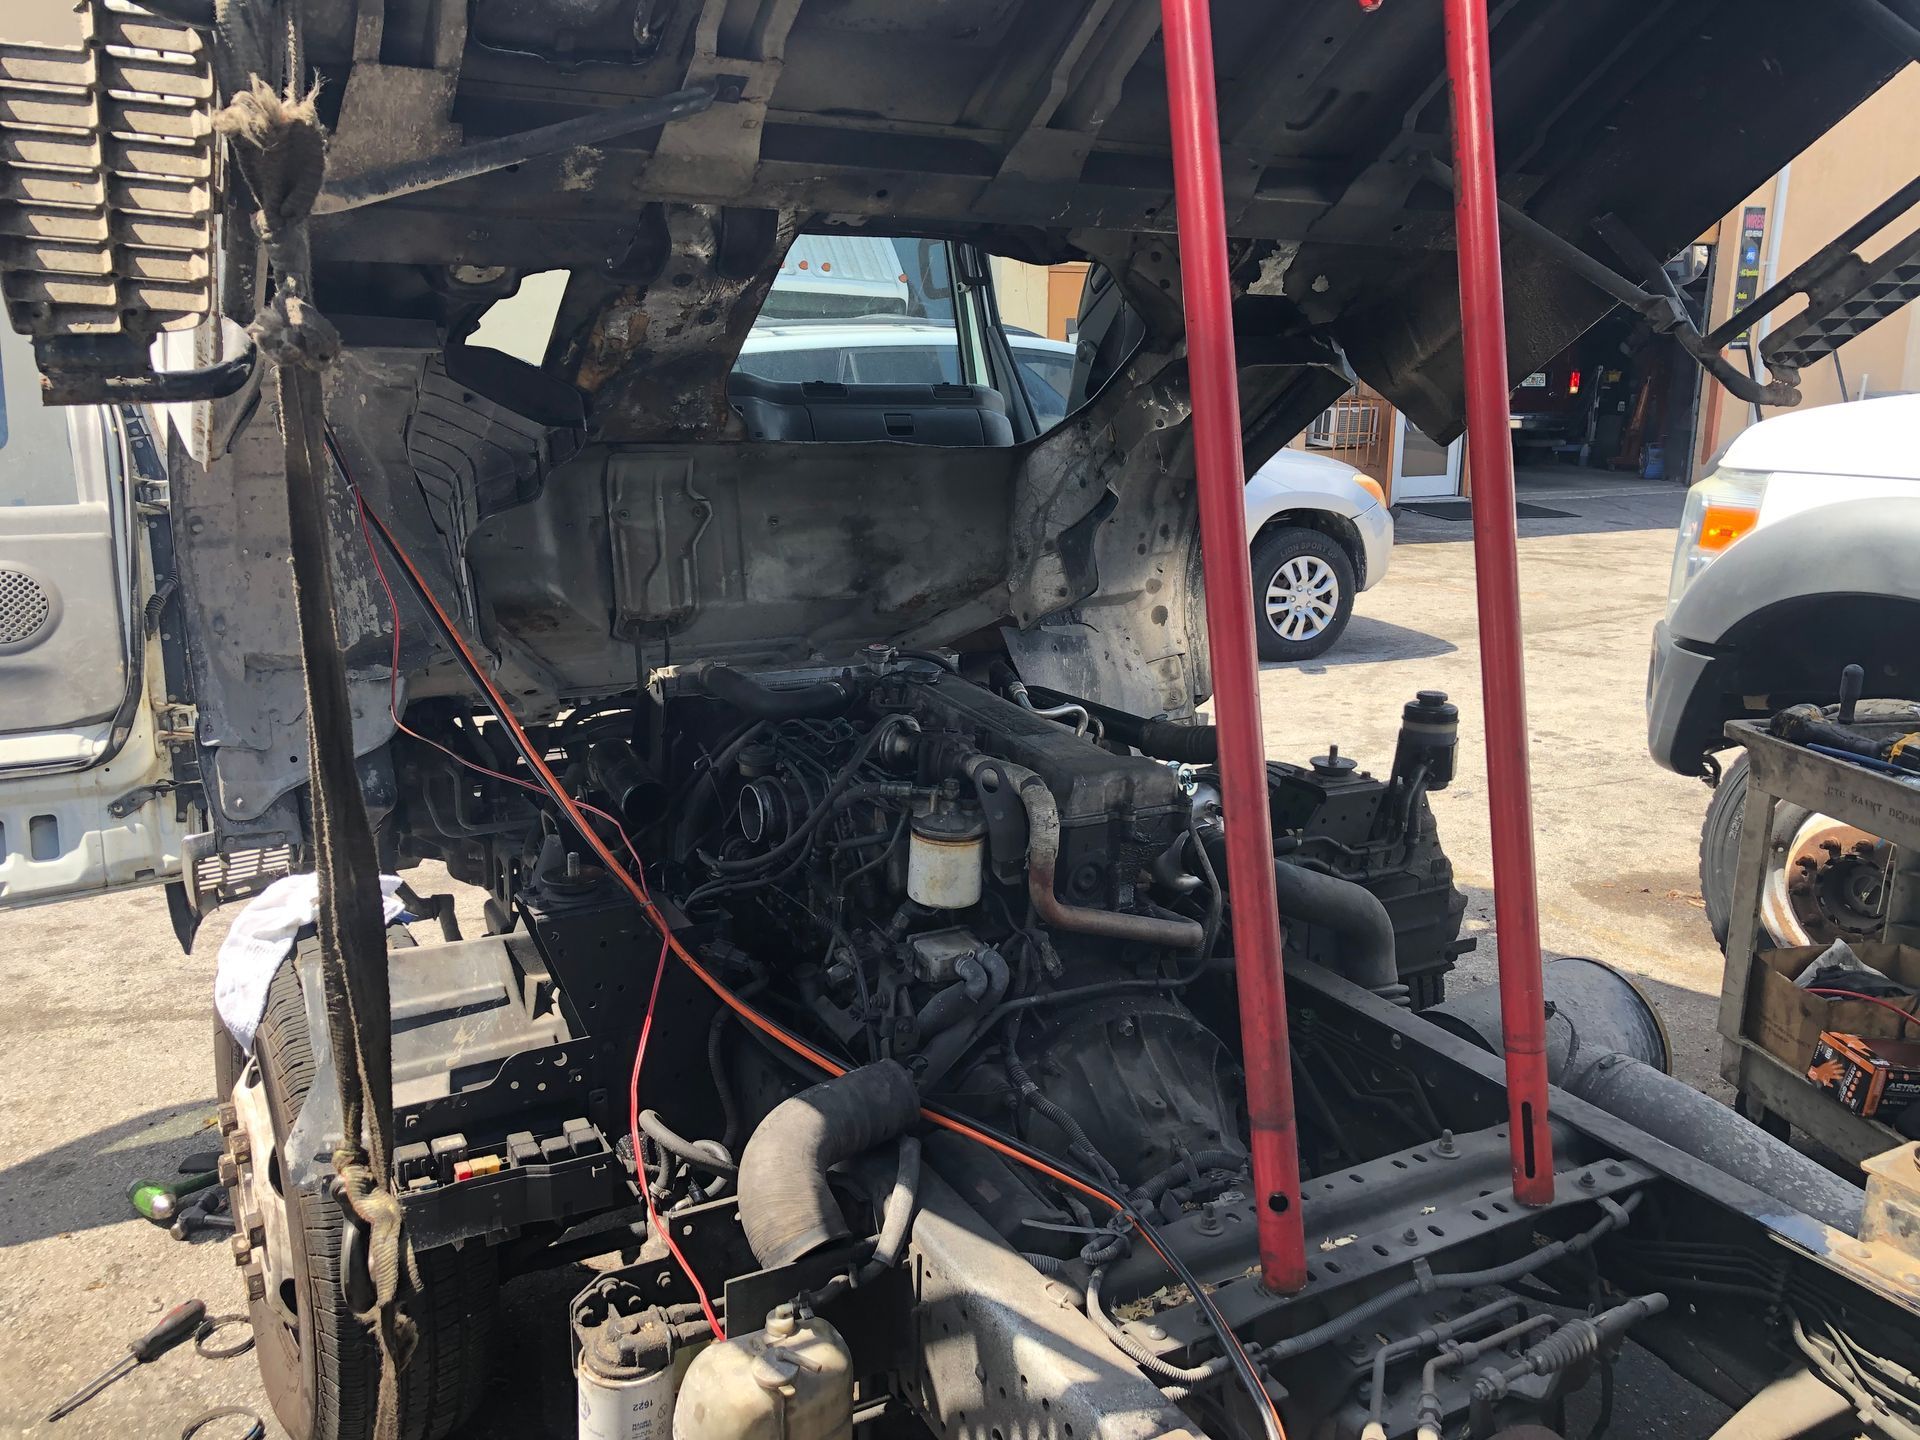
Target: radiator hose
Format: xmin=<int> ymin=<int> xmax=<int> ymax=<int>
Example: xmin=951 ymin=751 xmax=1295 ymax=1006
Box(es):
xmin=737 ymin=1060 xmax=921 ymax=1268
xmin=1269 ymin=859 xmax=1402 ymax=997
xmin=1199 ymin=831 xmax=1402 ymax=996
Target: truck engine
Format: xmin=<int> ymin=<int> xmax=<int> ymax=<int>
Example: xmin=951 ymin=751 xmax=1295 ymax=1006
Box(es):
xmin=326 ymin=649 xmax=1885 ymax=1440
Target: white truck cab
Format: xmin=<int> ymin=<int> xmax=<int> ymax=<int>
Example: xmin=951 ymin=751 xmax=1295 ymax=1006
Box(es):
xmin=0 ymin=323 xmax=201 ymax=910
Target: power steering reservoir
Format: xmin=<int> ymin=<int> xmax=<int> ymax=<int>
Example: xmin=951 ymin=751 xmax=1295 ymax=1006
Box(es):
xmin=672 ymin=1305 xmax=853 ymax=1440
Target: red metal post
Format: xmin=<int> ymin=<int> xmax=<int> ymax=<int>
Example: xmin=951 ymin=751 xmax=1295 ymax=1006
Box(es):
xmin=1441 ymin=0 xmax=1555 ymax=1206
xmin=1158 ymin=0 xmax=1307 ymax=1292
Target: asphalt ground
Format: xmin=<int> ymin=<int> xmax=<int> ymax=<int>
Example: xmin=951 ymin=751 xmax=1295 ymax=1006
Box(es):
xmin=0 ymin=468 xmax=1738 ymax=1437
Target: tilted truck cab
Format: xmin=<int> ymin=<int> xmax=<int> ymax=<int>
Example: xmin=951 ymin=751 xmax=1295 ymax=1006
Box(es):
xmin=2 ymin=4 xmax=1919 ymax=1440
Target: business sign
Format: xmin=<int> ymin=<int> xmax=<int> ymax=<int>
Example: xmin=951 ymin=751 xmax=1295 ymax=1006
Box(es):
xmin=1729 ymin=204 xmax=1767 ymax=349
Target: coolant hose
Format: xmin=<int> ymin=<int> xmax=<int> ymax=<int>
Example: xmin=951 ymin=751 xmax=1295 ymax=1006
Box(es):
xmin=858 ymin=1137 xmax=923 ymax=1282
xmin=737 ymin=1060 xmax=921 ymax=1267
xmin=696 ymin=663 xmax=855 ymax=719
xmin=1268 ymin=859 xmax=1400 ymax=994
xmin=1128 ymin=718 xmax=1217 ymax=764
xmin=1199 ymin=832 xmax=1401 ymax=994
xmin=1025 ymin=686 xmax=1220 ymax=763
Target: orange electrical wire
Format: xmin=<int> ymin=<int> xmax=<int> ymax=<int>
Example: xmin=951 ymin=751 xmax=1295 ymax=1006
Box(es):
xmin=346 ymin=468 xmax=1284 ymax=1438
xmin=352 ymin=488 xmax=727 ymax=1329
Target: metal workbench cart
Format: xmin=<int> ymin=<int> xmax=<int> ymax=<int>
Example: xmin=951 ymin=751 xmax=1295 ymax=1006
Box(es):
xmin=1719 ymin=717 xmax=1920 ymax=1162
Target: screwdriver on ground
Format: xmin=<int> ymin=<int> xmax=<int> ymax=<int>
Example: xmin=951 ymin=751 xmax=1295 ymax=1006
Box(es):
xmin=46 ymin=1299 xmax=207 ymax=1422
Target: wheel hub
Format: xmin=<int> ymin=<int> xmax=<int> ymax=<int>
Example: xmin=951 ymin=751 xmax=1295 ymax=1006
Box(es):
xmin=221 ymin=1057 xmax=300 ymax=1330
xmin=1762 ymin=815 xmax=1889 ymax=946
xmin=1264 ymin=555 xmax=1340 ymax=642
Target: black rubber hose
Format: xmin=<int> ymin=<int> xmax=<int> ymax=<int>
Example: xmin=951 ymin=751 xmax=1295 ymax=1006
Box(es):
xmin=1268 ymin=859 xmax=1399 ymax=993
xmin=1132 ymin=718 xmax=1218 ymax=764
xmin=1201 ymin=833 xmax=1400 ymax=993
xmin=857 ymin=1137 xmax=924 ymax=1282
xmin=736 ymin=1060 xmax=921 ymax=1267
xmin=698 ymin=664 xmax=855 ymax=719
xmin=638 ymin=1110 xmax=737 ymax=1177
xmin=913 ymin=947 xmax=1010 ymax=1091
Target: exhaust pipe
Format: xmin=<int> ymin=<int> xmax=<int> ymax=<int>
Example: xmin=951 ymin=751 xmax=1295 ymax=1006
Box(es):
xmin=1428 ymin=958 xmax=1864 ymax=1235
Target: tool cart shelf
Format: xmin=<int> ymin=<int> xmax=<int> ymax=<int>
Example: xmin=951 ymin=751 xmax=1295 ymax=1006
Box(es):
xmin=1718 ymin=718 xmax=1920 ymax=1164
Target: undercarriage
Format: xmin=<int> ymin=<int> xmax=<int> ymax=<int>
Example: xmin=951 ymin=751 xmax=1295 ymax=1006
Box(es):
xmin=209 ymin=649 xmax=1911 ymax=1440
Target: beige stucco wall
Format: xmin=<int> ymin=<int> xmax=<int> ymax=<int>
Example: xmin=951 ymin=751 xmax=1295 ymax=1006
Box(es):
xmin=1701 ymin=63 xmax=1920 ymax=461
xmin=990 ymin=258 xmax=1053 ymax=337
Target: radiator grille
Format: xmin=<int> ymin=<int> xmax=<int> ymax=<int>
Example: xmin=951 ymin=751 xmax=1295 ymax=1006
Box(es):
xmin=0 ymin=568 xmax=51 ymax=645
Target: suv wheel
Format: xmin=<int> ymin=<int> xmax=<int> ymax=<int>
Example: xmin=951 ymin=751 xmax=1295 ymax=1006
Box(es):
xmin=1252 ymin=526 xmax=1356 ymax=662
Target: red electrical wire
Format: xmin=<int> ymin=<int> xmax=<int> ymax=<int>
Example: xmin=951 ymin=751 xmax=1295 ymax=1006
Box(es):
xmin=1806 ymin=989 xmax=1920 ymax=1034
xmin=630 ymin=927 xmax=726 ymax=1338
xmin=351 ymin=488 xmax=732 ymax=1327
xmin=342 ymin=454 xmax=1281 ymax=1433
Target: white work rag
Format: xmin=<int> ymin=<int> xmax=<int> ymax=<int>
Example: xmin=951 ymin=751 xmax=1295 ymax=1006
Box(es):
xmin=214 ymin=873 xmax=407 ymax=1052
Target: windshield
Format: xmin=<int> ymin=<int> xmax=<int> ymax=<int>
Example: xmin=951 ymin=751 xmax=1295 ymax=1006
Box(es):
xmin=0 ymin=328 xmax=81 ymax=507
xmin=736 ymin=237 xmax=961 ymax=386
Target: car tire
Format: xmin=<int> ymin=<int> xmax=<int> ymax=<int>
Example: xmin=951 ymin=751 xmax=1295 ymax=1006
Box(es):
xmin=1252 ymin=526 xmax=1356 ymax=662
xmin=214 ymin=958 xmax=497 ymax=1440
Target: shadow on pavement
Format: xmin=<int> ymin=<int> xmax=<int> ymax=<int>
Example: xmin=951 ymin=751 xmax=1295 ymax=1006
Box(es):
xmin=1392 ymin=465 xmax=1687 ymax=546
xmin=0 ymin=1099 xmax=222 ymax=1247
xmin=1264 ymin=614 xmax=1457 ymax=672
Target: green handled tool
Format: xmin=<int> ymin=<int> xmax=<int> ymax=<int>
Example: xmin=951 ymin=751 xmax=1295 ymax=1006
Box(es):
xmin=128 ymin=1170 xmax=218 ymax=1223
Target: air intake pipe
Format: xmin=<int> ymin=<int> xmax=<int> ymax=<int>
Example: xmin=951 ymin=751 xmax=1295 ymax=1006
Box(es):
xmin=736 ymin=1061 xmax=921 ymax=1268
xmin=1427 ymin=958 xmax=1865 ymax=1234
xmin=693 ymin=663 xmax=855 ymax=720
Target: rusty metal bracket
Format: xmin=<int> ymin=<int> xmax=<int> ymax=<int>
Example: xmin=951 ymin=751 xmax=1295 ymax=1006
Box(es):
xmin=109 ymin=779 xmax=177 ymax=819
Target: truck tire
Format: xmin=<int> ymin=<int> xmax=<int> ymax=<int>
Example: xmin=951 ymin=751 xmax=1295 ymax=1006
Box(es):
xmin=214 ymin=958 xmax=497 ymax=1440
xmin=1698 ymin=753 xmax=1748 ymax=949
xmin=1252 ymin=527 xmax=1356 ymax=662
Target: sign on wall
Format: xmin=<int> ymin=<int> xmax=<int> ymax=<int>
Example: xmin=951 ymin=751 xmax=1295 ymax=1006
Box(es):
xmin=1729 ymin=205 xmax=1767 ymax=349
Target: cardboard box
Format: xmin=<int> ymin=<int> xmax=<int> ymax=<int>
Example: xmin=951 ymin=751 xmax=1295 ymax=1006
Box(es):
xmin=1809 ymin=1032 xmax=1920 ymax=1118
xmin=1746 ymin=943 xmax=1920 ymax=1071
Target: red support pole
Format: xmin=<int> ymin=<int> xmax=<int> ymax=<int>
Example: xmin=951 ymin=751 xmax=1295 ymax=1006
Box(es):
xmin=1159 ymin=0 xmax=1307 ymax=1292
xmin=1441 ymin=0 xmax=1555 ymax=1207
